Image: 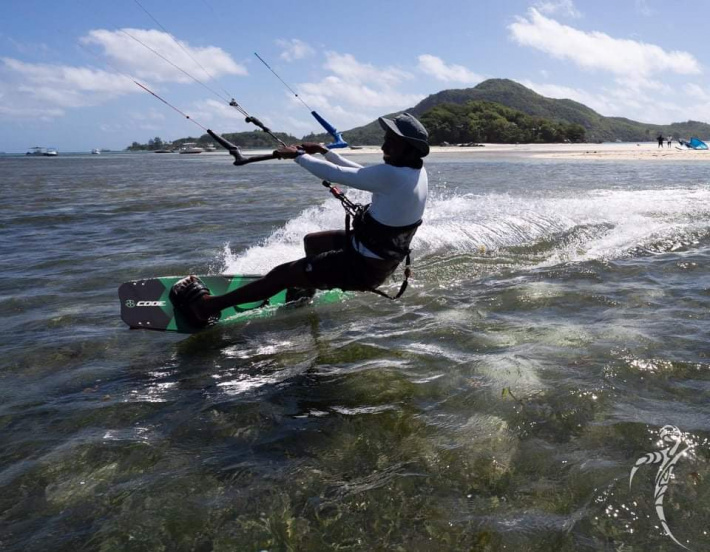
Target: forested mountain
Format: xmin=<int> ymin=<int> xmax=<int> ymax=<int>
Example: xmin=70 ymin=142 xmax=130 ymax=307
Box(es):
xmin=310 ymin=79 xmax=710 ymax=145
xmin=128 ymin=79 xmax=710 ymax=148
xmin=420 ymin=101 xmax=586 ymax=144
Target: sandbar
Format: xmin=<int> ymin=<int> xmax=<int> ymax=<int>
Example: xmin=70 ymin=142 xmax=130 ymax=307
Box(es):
xmin=234 ymin=142 xmax=710 ymax=161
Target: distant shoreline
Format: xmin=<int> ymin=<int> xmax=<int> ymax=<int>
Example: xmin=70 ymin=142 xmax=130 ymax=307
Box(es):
xmin=223 ymin=141 xmax=710 ymax=161
xmin=3 ymin=142 xmax=707 ymax=160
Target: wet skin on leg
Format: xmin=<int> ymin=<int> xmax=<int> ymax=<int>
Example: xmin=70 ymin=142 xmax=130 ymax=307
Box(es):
xmin=286 ymin=230 xmax=348 ymax=303
xmin=304 ymin=230 xmax=347 ymax=255
xmin=190 ymin=260 xmax=314 ymax=319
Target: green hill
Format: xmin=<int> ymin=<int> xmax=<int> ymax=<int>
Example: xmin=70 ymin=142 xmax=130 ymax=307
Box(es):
xmin=318 ymin=78 xmax=710 ymax=145
xmin=419 ymin=100 xmax=586 ymax=144
xmin=128 ymin=79 xmax=710 ymax=148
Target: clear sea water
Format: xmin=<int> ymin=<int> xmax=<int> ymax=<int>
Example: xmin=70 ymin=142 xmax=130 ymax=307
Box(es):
xmin=0 ymin=151 xmax=708 ymax=551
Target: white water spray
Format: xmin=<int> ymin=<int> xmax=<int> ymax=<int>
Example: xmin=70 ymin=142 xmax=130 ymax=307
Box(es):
xmin=221 ymin=186 xmax=710 ymax=276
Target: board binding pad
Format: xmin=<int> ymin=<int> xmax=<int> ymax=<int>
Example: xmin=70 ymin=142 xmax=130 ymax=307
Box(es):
xmin=119 ymin=275 xmax=324 ymax=333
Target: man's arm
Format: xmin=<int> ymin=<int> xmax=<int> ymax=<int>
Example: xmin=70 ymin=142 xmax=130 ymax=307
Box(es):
xmin=294 ymin=153 xmax=389 ymax=193
xmin=274 ymin=144 xmax=387 ymax=193
xmin=323 ymin=150 xmax=363 ymax=169
xmin=299 ymin=142 xmax=364 ymax=169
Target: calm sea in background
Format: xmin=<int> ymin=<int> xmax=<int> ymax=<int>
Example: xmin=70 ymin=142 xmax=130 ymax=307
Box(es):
xmin=1 ymin=150 xmax=708 ymax=551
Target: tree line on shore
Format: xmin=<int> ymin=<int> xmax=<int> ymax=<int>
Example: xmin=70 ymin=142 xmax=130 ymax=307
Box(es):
xmin=126 ymin=132 xmax=300 ymax=151
xmin=420 ymin=101 xmax=586 ymax=144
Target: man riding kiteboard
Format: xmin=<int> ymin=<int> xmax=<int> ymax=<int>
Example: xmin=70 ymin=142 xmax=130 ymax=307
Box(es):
xmin=170 ymin=112 xmax=429 ymax=327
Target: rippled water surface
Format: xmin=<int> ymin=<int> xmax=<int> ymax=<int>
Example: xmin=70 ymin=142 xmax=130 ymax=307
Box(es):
xmin=1 ymin=152 xmax=709 ymax=551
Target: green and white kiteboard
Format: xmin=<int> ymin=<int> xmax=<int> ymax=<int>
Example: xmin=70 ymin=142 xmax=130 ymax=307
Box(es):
xmin=118 ymin=275 xmax=343 ymax=333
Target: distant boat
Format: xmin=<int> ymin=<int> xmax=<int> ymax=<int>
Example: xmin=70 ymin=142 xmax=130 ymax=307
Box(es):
xmin=178 ymin=142 xmax=204 ymax=154
xmin=26 ymin=147 xmax=58 ymax=156
xmin=91 ymin=148 xmax=101 ymax=155
xmin=154 ymin=149 xmax=176 ymax=153
xmin=203 ymin=144 xmax=217 ymax=152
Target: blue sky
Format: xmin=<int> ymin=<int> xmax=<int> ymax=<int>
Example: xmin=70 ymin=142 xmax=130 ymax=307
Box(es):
xmin=1 ymin=0 xmax=709 ymax=152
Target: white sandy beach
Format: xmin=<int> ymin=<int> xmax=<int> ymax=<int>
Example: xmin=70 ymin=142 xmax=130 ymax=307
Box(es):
xmin=234 ymin=141 xmax=710 ymax=161
xmin=372 ymin=141 xmax=710 ymax=161
xmin=500 ymin=141 xmax=710 ymax=160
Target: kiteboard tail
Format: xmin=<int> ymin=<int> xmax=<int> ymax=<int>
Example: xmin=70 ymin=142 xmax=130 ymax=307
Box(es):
xmin=118 ymin=275 xmax=287 ymax=333
xmin=118 ymin=275 xmax=345 ymax=333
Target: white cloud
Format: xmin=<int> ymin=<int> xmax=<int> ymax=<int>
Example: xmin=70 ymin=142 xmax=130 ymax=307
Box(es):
xmin=614 ymin=75 xmax=671 ymax=93
xmin=323 ymin=52 xmax=413 ymax=87
xmin=0 ymin=103 xmax=65 ymax=121
xmin=283 ymin=115 xmax=319 ymax=133
xmin=276 ymin=39 xmax=315 ymax=62
xmin=417 ymin=54 xmax=483 ymax=84
xmin=0 ymin=28 xmax=248 ymax=122
xmin=534 ymin=0 xmax=581 ymax=18
xmin=684 ymin=83 xmax=706 ymax=100
xmin=96 ymin=113 xmax=171 ymax=134
xmin=7 ymin=37 xmax=51 ymax=56
xmin=1 ymin=57 xmax=138 ymax=119
xmin=286 ymin=97 xmax=375 ymax=136
xmin=4 ymin=58 xmax=135 ymax=97
xmin=509 ymin=9 xmax=701 ymax=78
xmin=268 ymin=52 xmax=424 ymax=136
xmin=298 ymin=75 xmax=422 ymax=110
xmin=81 ymin=28 xmax=247 ymax=83
xmin=129 ymin=108 xmax=166 ymax=122
xmin=136 ymin=122 xmax=162 ymax=131
xmin=188 ymin=98 xmax=269 ymax=132
xmin=520 ymin=79 xmax=617 ymax=116
xmin=507 ymin=7 xmax=707 ymax=128
xmin=99 ymin=123 xmax=125 ymax=133
xmin=296 ymin=52 xmax=422 ymax=112
xmin=519 ymin=77 xmax=710 ymax=126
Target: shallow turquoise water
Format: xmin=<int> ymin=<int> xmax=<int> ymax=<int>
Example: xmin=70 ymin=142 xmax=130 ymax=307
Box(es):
xmin=0 ymin=152 xmax=708 ymax=550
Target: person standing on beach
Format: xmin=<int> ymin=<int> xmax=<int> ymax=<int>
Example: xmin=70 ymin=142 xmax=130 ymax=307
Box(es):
xmin=657 ymin=134 xmax=664 ymax=148
xmin=169 ymin=113 xmax=430 ymax=327
xmin=667 ymin=135 xmax=672 ymax=148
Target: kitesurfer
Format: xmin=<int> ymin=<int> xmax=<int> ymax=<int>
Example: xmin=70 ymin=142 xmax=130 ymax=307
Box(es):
xmin=170 ymin=113 xmax=430 ymax=327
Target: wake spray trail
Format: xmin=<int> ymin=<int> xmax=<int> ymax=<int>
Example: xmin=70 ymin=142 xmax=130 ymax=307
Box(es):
xmin=220 ymin=187 xmax=710 ymax=281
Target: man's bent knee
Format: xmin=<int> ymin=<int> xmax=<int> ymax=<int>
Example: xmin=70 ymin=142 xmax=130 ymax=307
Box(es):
xmin=266 ymin=259 xmax=312 ymax=289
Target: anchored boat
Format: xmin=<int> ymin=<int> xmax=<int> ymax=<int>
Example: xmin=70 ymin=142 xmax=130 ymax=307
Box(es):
xmin=178 ymin=142 xmax=204 ymax=154
xmin=26 ymin=147 xmax=58 ymax=156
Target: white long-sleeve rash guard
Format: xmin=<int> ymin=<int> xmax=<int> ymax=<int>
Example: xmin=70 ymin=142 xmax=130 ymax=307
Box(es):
xmin=295 ymin=150 xmax=428 ymax=258
xmin=294 ymin=150 xmax=428 ymax=257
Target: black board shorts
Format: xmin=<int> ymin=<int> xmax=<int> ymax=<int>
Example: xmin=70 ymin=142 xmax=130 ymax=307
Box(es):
xmin=296 ymin=248 xmax=399 ymax=292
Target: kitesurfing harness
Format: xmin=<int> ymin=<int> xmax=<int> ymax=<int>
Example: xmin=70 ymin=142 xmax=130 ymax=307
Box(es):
xmin=321 ymin=180 xmax=421 ymax=300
